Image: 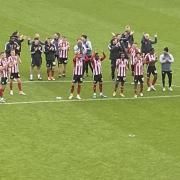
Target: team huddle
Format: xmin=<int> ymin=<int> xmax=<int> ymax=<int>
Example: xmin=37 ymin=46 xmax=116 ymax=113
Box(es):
xmin=0 ymin=26 xmax=175 ymax=102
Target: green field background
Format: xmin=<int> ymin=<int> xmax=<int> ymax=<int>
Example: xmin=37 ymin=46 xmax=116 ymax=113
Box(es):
xmin=0 ymin=0 xmax=180 ymax=179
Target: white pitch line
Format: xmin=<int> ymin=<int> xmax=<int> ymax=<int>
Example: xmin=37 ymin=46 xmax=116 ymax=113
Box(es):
xmin=1 ymin=95 xmax=180 ymax=106
xmin=16 ymin=80 xmax=180 ymax=88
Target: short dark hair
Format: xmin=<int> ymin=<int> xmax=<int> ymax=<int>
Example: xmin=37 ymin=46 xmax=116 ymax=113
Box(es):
xmin=164 ymin=47 xmax=169 ymax=52
xmin=82 ymin=34 xmax=87 ymax=39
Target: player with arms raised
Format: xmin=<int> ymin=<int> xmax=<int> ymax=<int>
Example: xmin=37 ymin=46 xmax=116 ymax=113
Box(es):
xmin=8 ymin=50 xmax=26 ymax=96
xmin=113 ymin=53 xmax=128 ymax=97
xmin=69 ymin=51 xmax=85 ymax=100
xmin=90 ymin=51 xmax=107 ymax=99
xmin=0 ymin=52 xmax=10 ymax=103
xmin=145 ymin=48 xmax=158 ymax=91
xmin=134 ymin=52 xmax=145 ymax=98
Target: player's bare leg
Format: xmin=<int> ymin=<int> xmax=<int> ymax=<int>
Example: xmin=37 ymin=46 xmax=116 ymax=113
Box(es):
xmin=17 ymin=78 xmax=26 ymax=95
xmin=62 ymin=64 xmax=66 ymax=77
xmin=140 ymin=83 xmax=144 ymax=97
xmin=59 ymin=64 xmax=63 ymax=78
xmin=30 ymin=66 xmax=34 ymax=81
xmin=37 ymin=67 xmax=42 ymax=80
xmin=151 ymin=74 xmax=157 ymax=91
xmin=51 ymin=67 xmax=55 ymax=80
xmin=147 ymin=77 xmax=151 ymax=91
xmin=77 ymin=83 xmax=81 ymax=100
xmin=0 ymin=85 xmax=6 ymax=103
xmin=93 ymin=82 xmax=97 ymax=98
xmin=120 ymin=82 xmax=125 ymax=97
xmin=47 ymin=68 xmax=51 ymax=81
xmin=134 ymin=83 xmax=138 ymax=98
xmin=99 ymin=82 xmax=107 ymax=98
xmin=69 ymin=83 xmax=75 ymax=99
xmin=113 ymin=81 xmax=119 ymax=97
xmin=9 ymin=79 xmax=13 ymax=95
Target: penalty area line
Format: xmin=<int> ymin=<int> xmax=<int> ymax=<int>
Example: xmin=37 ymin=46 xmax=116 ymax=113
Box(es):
xmin=1 ymin=94 xmax=180 ymax=105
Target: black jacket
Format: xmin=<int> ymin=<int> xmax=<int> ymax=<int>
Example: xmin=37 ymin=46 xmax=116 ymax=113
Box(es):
xmin=5 ymin=41 xmax=20 ymax=57
xmin=108 ymin=43 xmax=123 ymax=61
xmin=31 ymin=43 xmax=43 ymax=59
xmin=141 ymin=37 xmax=157 ymax=54
xmin=44 ymin=43 xmax=56 ymax=61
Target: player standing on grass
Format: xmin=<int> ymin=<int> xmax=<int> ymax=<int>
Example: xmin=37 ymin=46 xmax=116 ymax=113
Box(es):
xmin=5 ymin=36 xmax=20 ymax=58
xmin=81 ymin=34 xmax=93 ymax=77
xmin=141 ymin=33 xmax=157 ymax=56
xmin=51 ymin=33 xmax=61 ymax=63
xmin=90 ymin=51 xmax=107 ymax=99
xmin=8 ymin=50 xmax=26 ymax=96
xmin=108 ymin=37 xmax=123 ymax=81
xmin=69 ymin=52 xmax=85 ymax=100
xmin=30 ymin=39 xmax=43 ymax=80
xmin=145 ymin=48 xmax=158 ymax=92
xmin=160 ymin=47 xmax=174 ymax=91
xmin=113 ymin=53 xmax=128 ymax=97
xmin=128 ymin=43 xmax=140 ymax=84
xmin=44 ymin=38 xmax=56 ymax=81
xmin=58 ymin=36 xmax=70 ymax=78
xmin=134 ymin=52 xmax=145 ymax=98
xmin=0 ymin=52 xmax=10 ymax=103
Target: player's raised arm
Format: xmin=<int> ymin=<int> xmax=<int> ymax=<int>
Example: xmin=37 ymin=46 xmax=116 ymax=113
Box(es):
xmin=100 ymin=52 xmax=106 ymax=61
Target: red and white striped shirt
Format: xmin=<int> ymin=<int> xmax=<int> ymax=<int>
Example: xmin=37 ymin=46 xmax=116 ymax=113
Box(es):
xmin=8 ymin=56 xmax=19 ymax=73
xmin=134 ymin=58 xmax=144 ymax=76
xmin=59 ymin=41 xmax=70 ymax=59
xmin=92 ymin=58 xmax=102 ymax=75
xmin=73 ymin=55 xmax=83 ymax=75
xmin=116 ymin=58 xmax=128 ymax=77
xmin=129 ymin=47 xmax=140 ymax=65
xmin=0 ymin=58 xmax=9 ymax=78
xmin=145 ymin=53 xmax=157 ymax=66
xmin=129 ymin=47 xmax=136 ymax=65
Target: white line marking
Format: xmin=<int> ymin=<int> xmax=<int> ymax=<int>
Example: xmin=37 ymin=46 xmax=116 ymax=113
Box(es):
xmin=15 ymin=80 xmax=180 ymax=88
xmin=1 ymin=95 xmax=180 ymax=105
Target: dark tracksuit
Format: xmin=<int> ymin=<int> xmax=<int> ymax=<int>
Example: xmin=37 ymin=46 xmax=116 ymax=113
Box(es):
xmin=109 ymin=43 xmax=123 ymax=80
xmin=5 ymin=41 xmax=20 ymax=57
xmin=31 ymin=43 xmax=43 ymax=67
xmin=44 ymin=43 xmax=56 ymax=68
xmin=141 ymin=37 xmax=157 ymax=55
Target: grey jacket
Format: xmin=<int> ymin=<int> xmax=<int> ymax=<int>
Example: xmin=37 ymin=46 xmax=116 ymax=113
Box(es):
xmin=159 ymin=53 xmax=174 ymax=71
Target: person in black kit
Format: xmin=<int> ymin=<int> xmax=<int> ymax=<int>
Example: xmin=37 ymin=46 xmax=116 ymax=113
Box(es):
xmin=141 ymin=33 xmax=157 ymax=56
xmin=108 ymin=37 xmax=123 ymax=81
xmin=44 ymin=38 xmax=56 ymax=81
xmin=28 ymin=33 xmax=45 ymax=47
xmin=5 ymin=36 xmax=20 ymax=58
xmin=51 ymin=33 xmax=61 ymax=62
xmin=10 ymin=31 xmax=25 ymax=56
xmin=30 ymin=39 xmax=43 ymax=80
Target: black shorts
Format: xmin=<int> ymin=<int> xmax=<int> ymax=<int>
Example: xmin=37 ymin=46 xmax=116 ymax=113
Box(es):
xmin=10 ymin=73 xmax=20 ymax=79
xmin=93 ymin=74 xmax=103 ymax=83
xmin=147 ymin=66 xmax=157 ymax=77
xmin=55 ymin=54 xmax=59 ymax=59
xmin=116 ymin=76 xmax=126 ymax=83
xmin=0 ymin=77 xmax=8 ymax=85
xmin=31 ymin=58 xmax=42 ymax=67
xmin=46 ymin=60 xmax=56 ymax=68
xmin=58 ymin=58 xmax=68 ymax=65
xmin=72 ymin=75 xmax=83 ymax=83
xmin=131 ymin=65 xmax=134 ymax=72
xmin=134 ymin=75 xmax=144 ymax=84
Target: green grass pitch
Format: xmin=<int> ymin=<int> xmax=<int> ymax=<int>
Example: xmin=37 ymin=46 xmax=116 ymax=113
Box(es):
xmin=0 ymin=0 xmax=180 ymax=179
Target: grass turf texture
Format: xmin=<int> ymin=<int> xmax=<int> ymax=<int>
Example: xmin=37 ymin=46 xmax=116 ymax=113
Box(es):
xmin=0 ymin=0 xmax=180 ymax=179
